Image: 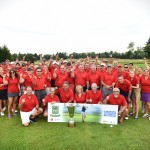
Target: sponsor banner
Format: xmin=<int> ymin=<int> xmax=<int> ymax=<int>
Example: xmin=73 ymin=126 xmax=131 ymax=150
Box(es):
xmin=48 ymin=103 xmax=118 ymax=125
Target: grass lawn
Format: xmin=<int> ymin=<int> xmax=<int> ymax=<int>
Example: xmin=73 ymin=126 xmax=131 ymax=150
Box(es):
xmin=0 ymin=107 xmax=150 ymax=150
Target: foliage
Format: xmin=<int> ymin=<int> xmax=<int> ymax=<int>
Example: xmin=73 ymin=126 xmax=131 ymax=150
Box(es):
xmin=0 ymin=45 xmax=11 ymax=62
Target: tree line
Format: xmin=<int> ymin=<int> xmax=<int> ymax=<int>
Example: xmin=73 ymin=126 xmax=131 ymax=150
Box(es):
xmin=0 ymin=38 xmax=150 ymax=62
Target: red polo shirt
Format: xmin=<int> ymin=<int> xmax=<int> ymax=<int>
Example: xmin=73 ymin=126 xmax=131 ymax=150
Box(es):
xmin=19 ymin=94 xmax=38 ymax=112
xmin=74 ymin=70 xmax=89 ymax=86
xmin=7 ymin=77 xmax=19 ymax=93
xmin=140 ymin=76 xmax=150 ymax=93
xmin=33 ymin=75 xmax=46 ymax=90
xmin=108 ymin=94 xmax=127 ymax=109
xmin=115 ymin=79 xmax=132 ymax=93
xmin=42 ymin=71 xmax=51 ymax=87
xmin=0 ymin=75 xmax=7 ymax=90
xmin=43 ymin=94 xmax=60 ymax=106
xmin=58 ymin=87 xmax=74 ymax=103
xmin=102 ymin=72 xmax=116 ymax=86
xmin=86 ymin=90 xmax=102 ymax=104
xmin=88 ymin=71 xmax=101 ymax=86
xmin=55 ymin=70 xmax=68 ymax=87
xmin=129 ymin=76 xmax=139 ymax=86
xmin=23 ymin=75 xmax=34 ymax=89
xmin=74 ymin=93 xmax=86 ymax=103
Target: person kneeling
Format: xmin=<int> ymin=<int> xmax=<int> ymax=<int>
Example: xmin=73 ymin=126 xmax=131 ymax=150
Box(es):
xmin=42 ymin=87 xmax=60 ymax=118
xmin=19 ymin=86 xmax=43 ymax=127
xmin=103 ymin=88 xmax=128 ymax=123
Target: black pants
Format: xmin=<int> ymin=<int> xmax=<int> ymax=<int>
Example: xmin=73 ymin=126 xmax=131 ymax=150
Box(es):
xmin=34 ymin=90 xmax=46 ymax=107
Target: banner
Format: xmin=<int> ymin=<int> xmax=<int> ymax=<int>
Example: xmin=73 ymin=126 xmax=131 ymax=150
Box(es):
xmin=48 ymin=103 xmax=118 ymax=125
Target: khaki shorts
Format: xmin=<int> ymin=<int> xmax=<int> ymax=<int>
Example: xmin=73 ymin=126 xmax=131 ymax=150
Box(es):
xmin=133 ymin=88 xmax=141 ymax=100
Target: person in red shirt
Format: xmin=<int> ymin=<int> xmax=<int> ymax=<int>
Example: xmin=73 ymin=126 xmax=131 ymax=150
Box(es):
xmin=116 ymin=76 xmax=132 ymax=119
xmin=88 ymin=64 xmax=101 ymax=90
xmin=86 ymin=83 xmax=102 ymax=104
xmin=101 ymin=64 xmax=116 ymax=100
xmin=33 ymin=67 xmax=46 ymax=107
xmin=3 ymin=69 xmax=20 ymax=119
xmin=53 ymin=65 xmax=68 ymax=88
xmin=129 ymin=70 xmax=140 ymax=119
xmin=0 ymin=67 xmax=7 ymax=116
xmin=42 ymin=87 xmax=60 ymax=118
xmin=103 ymin=88 xmax=128 ymax=123
xmin=140 ymin=69 xmax=150 ymax=120
xmin=42 ymin=65 xmax=51 ymax=95
xmin=72 ymin=64 xmax=89 ymax=92
xmin=20 ymin=67 xmax=34 ymax=91
xmin=66 ymin=63 xmax=75 ymax=93
xmin=19 ymin=86 xmax=43 ymax=127
xmin=116 ymin=76 xmax=132 ymax=103
xmin=58 ymin=81 xmax=74 ymax=103
xmin=74 ymin=85 xmax=86 ymax=103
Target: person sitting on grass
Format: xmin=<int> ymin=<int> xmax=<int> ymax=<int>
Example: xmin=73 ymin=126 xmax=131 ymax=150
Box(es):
xmin=42 ymin=87 xmax=60 ymax=118
xmin=103 ymin=88 xmax=128 ymax=123
xmin=19 ymin=86 xmax=43 ymax=127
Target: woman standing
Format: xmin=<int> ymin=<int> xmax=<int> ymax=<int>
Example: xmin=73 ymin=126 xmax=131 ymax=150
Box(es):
xmin=140 ymin=69 xmax=150 ymax=120
xmin=74 ymin=85 xmax=86 ymax=103
xmin=129 ymin=70 xmax=140 ymax=119
xmin=3 ymin=69 xmax=20 ymax=119
xmin=0 ymin=67 xmax=7 ymax=116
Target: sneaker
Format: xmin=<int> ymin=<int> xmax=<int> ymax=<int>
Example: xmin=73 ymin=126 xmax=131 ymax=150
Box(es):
xmin=130 ymin=112 xmax=134 ymax=116
xmin=8 ymin=114 xmax=12 ymax=119
xmin=13 ymin=112 xmax=17 ymax=116
xmin=12 ymin=109 xmax=18 ymax=113
xmin=30 ymin=117 xmax=37 ymax=123
xmin=125 ymin=116 xmax=129 ymax=120
xmin=2 ymin=107 xmax=7 ymax=111
xmin=1 ymin=112 xmax=5 ymax=116
xmin=134 ymin=116 xmax=138 ymax=119
xmin=143 ymin=114 xmax=149 ymax=118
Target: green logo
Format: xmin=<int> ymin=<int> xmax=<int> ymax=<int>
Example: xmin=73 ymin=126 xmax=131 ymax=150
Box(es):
xmin=50 ymin=106 xmax=60 ymax=117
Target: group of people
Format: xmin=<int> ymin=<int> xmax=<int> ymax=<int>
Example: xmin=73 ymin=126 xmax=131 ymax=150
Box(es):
xmin=0 ymin=56 xmax=150 ymax=126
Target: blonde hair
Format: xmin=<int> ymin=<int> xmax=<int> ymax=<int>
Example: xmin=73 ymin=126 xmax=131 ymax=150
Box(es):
xmin=75 ymin=85 xmax=83 ymax=94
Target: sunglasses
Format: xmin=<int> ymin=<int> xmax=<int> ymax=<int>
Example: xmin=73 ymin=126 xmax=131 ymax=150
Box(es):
xmin=10 ymin=72 xmax=15 ymax=74
xmin=124 ymin=67 xmax=128 ymax=68
xmin=36 ymin=71 xmax=41 ymax=72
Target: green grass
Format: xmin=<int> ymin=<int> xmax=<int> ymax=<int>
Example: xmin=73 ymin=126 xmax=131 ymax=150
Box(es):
xmin=63 ymin=113 xmax=101 ymax=122
xmin=0 ymin=107 xmax=150 ymax=150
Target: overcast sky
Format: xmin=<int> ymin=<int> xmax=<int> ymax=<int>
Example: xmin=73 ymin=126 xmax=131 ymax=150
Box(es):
xmin=0 ymin=0 xmax=150 ymax=54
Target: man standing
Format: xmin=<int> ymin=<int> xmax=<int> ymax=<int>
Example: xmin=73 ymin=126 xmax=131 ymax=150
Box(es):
xmin=101 ymin=64 xmax=116 ymax=99
xmin=33 ymin=67 xmax=46 ymax=107
xmin=19 ymin=86 xmax=43 ymax=127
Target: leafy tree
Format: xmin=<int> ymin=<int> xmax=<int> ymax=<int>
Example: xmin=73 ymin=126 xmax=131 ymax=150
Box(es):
xmin=143 ymin=38 xmax=150 ymax=58
xmin=0 ymin=45 xmax=11 ymax=62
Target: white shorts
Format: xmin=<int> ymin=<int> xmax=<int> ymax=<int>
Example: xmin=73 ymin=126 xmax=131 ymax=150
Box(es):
xmin=20 ymin=108 xmax=35 ymax=124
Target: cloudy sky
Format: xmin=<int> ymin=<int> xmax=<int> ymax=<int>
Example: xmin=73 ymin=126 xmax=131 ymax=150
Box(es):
xmin=0 ymin=0 xmax=150 ymax=54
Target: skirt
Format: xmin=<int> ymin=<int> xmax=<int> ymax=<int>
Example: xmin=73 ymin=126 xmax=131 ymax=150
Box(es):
xmin=141 ymin=93 xmax=150 ymax=102
xmin=0 ymin=89 xmax=8 ymax=100
xmin=8 ymin=92 xmax=19 ymax=98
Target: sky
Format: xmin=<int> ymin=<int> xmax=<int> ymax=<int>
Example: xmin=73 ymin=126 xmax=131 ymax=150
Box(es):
xmin=0 ymin=0 xmax=150 ymax=54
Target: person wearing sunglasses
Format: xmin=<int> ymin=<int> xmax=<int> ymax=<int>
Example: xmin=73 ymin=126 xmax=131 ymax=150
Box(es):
xmin=3 ymin=69 xmax=20 ymax=119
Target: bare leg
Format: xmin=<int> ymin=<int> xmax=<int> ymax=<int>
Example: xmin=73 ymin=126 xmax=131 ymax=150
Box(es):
xmin=12 ymin=96 xmax=18 ymax=113
xmin=8 ymin=97 xmax=13 ymax=116
xmin=119 ymin=109 xmax=129 ymax=123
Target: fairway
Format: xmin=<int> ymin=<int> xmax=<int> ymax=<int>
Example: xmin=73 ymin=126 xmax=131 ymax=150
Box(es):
xmin=0 ymin=110 xmax=150 ymax=150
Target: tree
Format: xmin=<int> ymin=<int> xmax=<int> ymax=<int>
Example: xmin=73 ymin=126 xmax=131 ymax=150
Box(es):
xmin=143 ymin=38 xmax=150 ymax=58
xmin=127 ymin=42 xmax=135 ymax=52
xmin=0 ymin=45 xmax=11 ymax=62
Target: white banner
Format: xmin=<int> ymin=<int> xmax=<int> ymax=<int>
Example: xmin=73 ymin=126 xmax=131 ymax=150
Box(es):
xmin=48 ymin=103 xmax=118 ymax=125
